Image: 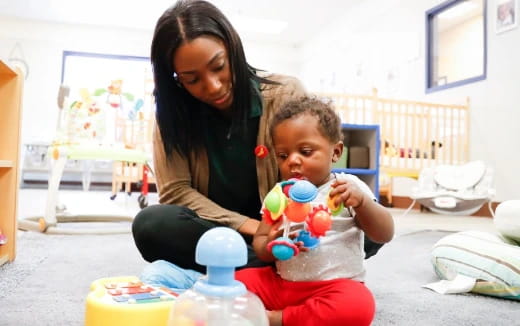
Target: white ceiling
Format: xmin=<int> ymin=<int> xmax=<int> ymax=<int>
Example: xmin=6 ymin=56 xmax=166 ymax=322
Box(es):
xmin=0 ymin=0 xmax=360 ymax=46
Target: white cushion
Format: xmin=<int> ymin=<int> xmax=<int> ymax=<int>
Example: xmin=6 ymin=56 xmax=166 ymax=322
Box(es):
xmin=494 ymin=200 xmax=520 ymax=242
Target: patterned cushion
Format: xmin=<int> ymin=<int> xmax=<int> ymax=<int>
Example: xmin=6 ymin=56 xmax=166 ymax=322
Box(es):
xmin=431 ymin=230 xmax=520 ymax=300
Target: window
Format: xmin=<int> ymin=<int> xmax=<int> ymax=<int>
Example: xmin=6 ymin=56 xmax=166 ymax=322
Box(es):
xmin=426 ymin=0 xmax=487 ymax=93
xmin=59 ymin=51 xmax=155 ymax=145
xmin=61 ymin=51 xmax=153 ymax=105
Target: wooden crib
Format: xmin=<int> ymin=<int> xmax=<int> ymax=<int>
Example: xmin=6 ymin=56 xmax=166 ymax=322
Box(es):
xmin=317 ymin=89 xmax=470 ymax=204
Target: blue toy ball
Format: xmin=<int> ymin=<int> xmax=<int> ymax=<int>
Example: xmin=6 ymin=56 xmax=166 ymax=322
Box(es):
xmin=270 ymin=236 xmax=298 ymax=261
xmin=289 ymin=180 xmax=318 ymax=203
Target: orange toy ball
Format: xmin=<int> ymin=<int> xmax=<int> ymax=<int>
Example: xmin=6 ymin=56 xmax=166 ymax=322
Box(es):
xmin=285 ymin=200 xmax=310 ymax=223
xmin=310 ymin=210 xmax=332 ymax=235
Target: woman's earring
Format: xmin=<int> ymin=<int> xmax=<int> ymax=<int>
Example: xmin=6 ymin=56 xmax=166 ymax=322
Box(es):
xmin=172 ymin=72 xmax=183 ymax=88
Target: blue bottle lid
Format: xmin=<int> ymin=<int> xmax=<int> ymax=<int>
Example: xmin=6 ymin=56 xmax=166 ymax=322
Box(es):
xmin=194 ymin=227 xmax=248 ymax=297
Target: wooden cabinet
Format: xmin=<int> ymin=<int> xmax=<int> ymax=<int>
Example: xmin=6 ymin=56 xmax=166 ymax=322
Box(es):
xmin=0 ymin=60 xmax=24 ymax=266
xmin=332 ymin=124 xmax=380 ymax=200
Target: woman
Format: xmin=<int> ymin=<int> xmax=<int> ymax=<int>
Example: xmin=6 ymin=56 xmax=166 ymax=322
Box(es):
xmin=132 ymin=0 xmax=383 ymax=275
xmin=132 ymin=0 xmax=306 ymax=273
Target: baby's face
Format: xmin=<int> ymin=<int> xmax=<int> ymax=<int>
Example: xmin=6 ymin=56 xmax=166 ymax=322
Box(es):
xmin=272 ymin=114 xmax=342 ymax=187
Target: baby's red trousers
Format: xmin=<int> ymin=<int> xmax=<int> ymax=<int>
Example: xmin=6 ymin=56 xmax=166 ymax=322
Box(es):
xmin=236 ymin=266 xmax=375 ymax=326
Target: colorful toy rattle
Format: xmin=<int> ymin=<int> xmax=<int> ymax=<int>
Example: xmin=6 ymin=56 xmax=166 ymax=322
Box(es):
xmin=263 ymin=179 xmax=335 ymax=261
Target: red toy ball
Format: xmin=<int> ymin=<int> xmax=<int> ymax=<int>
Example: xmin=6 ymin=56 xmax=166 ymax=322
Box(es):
xmin=307 ymin=206 xmax=332 ymax=237
xmin=262 ymin=207 xmax=276 ymax=225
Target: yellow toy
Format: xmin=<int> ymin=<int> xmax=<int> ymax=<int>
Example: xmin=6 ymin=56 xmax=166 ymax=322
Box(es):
xmin=85 ymin=276 xmax=177 ymax=326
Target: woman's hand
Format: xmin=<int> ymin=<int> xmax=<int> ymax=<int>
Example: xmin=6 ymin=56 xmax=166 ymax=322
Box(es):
xmin=238 ymin=218 xmax=261 ymax=236
xmin=266 ymin=219 xmax=285 ymax=243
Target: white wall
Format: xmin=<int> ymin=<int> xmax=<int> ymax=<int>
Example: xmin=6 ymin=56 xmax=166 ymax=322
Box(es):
xmin=299 ymin=0 xmax=520 ymax=202
xmin=243 ymin=40 xmax=301 ymax=80
xmin=2 ymin=0 xmax=519 ymax=202
xmin=0 ymin=16 xmax=299 ymax=146
xmin=0 ymin=16 xmax=153 ymax=144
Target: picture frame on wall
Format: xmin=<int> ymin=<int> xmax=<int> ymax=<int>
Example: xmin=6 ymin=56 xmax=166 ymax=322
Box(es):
xmin=495 ymin=0 xmax=518 ymax=34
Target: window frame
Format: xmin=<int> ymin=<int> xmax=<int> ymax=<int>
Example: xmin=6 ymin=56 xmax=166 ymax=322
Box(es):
xmin=425 ymin=0 xmax=487 ymax=93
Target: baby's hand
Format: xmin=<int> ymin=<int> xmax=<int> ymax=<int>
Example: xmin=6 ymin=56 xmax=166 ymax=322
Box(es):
xmin=288 ymin=231 xmax=310 ymax=253
xmin=267 ymin=219 xmax=284 ymax=243
xmin=330 ymin=179 xmax=366 ymax=209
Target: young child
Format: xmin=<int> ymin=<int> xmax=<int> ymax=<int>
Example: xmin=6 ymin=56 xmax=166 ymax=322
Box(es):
xmin=235 ymin=96 xmax=395 ymax=326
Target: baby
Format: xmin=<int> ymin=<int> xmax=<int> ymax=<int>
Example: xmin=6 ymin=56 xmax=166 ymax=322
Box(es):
xmin=235 ymin=96 xmax=395 ymax=326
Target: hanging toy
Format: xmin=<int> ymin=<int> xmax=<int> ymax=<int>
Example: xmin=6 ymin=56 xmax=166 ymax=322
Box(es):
xmin=106 ymin=79 xmax=123 ymax=108
xmin=93 ymin=79 xmax=135 ymax=111
xmin=262 ymin=179 xmax=334 ymax=261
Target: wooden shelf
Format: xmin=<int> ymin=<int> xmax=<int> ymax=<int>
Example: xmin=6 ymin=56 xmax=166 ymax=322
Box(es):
xmin=0 ymin=254 xmax=9 ymax=266
xmin=0 ymin=160 xmax=14 ymax=168
xmin=334 ymin=168 xmax=378 ymax=175
xmin=0 ymin=60 xmax=24 ymax=266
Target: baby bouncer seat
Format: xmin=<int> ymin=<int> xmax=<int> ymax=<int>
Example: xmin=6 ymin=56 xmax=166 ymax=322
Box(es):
xmin=408 ymin=160 xmax=495 ymax=216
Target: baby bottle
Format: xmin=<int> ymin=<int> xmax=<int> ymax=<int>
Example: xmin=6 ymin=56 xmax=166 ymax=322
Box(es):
xmin=168 ymin=227 xmax=268 ymax=326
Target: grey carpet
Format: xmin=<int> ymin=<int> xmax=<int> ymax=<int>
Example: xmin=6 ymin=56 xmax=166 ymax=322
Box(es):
xmin=0 ymin=229 xmax=518 ymax=325
xmin=0 ymin=229 xmax=147 ymax=326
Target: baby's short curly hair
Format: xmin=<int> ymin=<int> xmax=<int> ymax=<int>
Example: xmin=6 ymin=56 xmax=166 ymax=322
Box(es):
xmin=270 ymin=96 xmax=343 ymax=143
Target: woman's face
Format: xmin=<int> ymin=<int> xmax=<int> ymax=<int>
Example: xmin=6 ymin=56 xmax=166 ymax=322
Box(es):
xmin=173 ymin=36 xmax=233 ymax=111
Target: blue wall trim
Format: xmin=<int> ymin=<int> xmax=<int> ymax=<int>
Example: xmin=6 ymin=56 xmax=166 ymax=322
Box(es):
xmin=425 ymin=0 xmax=487 ymax=93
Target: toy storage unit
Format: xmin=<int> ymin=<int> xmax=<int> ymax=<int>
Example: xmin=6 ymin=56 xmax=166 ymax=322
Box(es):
xmin=332 ymin=124 xmax=380 ymax=201
xmin=0 ymin=60 xmax=24 ymax=266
